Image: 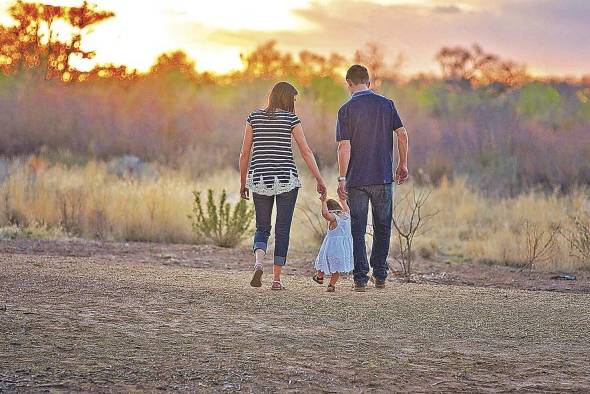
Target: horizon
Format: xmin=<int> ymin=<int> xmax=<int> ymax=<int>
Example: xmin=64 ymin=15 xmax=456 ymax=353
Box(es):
xmin=1 ymin=0 xmax=589 ymax=77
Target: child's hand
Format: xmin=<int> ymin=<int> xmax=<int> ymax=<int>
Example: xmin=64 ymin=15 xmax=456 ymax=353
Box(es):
xmin=319 ymin=193 xmax=327 ymax=202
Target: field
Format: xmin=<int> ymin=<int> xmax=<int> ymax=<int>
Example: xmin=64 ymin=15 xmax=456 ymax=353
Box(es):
xmin=2 ymin=160 xmax=589 ymax=273
xmin=1 ymin=239 xmax=590 ymax=392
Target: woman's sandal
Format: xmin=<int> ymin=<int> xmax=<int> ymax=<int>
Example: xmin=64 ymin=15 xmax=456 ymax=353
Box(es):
xmin=250 ymin=264 xmax=263 ymax=288
xmin=327 ymin=284 xmax=336 ymax=292
xmin=271 ymin=281 xmax=286 ymax=290
xmin=312 ymin=274 xmax=324 ymax=285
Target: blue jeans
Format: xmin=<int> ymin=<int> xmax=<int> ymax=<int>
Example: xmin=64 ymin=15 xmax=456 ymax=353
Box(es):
xmin=252 ymin=188 xmax=299 ymax=266
xmin=347 ymin=183 xmax=393 ymax=284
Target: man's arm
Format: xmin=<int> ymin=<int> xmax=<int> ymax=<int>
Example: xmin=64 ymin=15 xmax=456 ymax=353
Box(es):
xmin=394 ymin=126 xmax=409 ymax=183
xmin=337 ymin=140 xmax=351 ymax=199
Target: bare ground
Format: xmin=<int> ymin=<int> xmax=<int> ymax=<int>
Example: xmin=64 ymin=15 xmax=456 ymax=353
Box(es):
xmin=1 ymin=239 xmax=590 ymax=392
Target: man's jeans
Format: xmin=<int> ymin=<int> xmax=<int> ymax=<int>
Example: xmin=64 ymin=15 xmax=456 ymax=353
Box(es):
xmin=347 ymin=183 xmax=393 ymax=284
xmin=252 ymin=188 xmax=299 ymax=266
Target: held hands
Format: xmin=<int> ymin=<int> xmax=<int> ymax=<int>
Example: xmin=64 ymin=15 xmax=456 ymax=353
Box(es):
xmin=395 ymin=164 xmax=409 ymax=184
xmin=316 ymin=179 xmax=327 ymax=199
xmin=337 ymin=179 xmax=347 ymax=200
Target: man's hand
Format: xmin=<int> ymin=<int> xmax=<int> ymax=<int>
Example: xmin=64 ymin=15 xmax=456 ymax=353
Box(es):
xmin=337 ymin=179 xmax=348 ymax=200
xmin=240 ymin=184 xmax=250 ymax=200
xmin=395 ymin=164 xmax=409 ymax=184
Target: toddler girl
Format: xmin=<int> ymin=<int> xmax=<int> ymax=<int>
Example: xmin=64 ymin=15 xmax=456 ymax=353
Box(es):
xmin=312 ymin=195 xmax=354 ymax=292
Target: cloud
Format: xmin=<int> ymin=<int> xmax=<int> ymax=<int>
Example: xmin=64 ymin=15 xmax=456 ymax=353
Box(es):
xmin=432 ymin=5 xmax=463 ymax=14
xmin=207 ymin=0 xmax=590 ymax=76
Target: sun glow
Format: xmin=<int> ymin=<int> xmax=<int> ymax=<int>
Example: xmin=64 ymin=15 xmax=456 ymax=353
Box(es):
xmin=90 ymin=0 xmax=314 ymax=73
xmin=0 ymin=0 xmax=315 ymax=73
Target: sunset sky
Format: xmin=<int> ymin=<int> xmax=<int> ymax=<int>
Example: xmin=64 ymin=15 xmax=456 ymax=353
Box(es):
xmin=1 ymin=0 xmax=589 ymax=76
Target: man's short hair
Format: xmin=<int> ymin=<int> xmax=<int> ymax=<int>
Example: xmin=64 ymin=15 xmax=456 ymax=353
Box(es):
xmin=346 ymin=64 xmax=370 ymax=85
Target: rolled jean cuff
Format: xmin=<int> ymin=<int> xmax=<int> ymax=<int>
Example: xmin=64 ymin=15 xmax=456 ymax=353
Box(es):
xmin=253 ymin=242 xmax=267 ymax=253
xmin=274 ymin=256 xmax=287 ymax=266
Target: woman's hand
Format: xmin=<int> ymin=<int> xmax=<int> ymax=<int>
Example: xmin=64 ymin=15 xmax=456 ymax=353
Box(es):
xmin=240 ymin=183 xmax=250 ymax=200
xmin=316 ymin=179 xmax=327 ymax=199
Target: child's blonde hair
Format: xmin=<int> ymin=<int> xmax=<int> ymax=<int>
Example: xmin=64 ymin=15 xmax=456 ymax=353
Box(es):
xmin=326 ymin=198 xmax=343 ymax=212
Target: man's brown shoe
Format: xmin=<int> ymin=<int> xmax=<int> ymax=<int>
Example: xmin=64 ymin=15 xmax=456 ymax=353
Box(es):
xmin=353 ymin=282 xmax=367 ymax=292
xmin=373 ymin=277 xmax=386 ymax=289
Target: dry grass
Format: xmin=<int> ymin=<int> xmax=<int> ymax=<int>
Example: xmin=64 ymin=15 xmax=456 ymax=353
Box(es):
xmin=1 ymin=158 xmax=589 ymax=271
xmin=420 ymin=177 xmax=589 ymax=271
xmin=0 ymin=159 xmax=237 ymax=244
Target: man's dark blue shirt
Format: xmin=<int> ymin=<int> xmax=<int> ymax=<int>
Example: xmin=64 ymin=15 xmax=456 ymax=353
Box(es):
xmin=336 ymin=89 xmax=404 ymax=187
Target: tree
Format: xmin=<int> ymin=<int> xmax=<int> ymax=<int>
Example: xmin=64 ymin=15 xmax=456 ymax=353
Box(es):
xmin=0 ymin=0 xmax=114 ymax=80
xmin=435 ymin=44 xmax=528 ymax=89
xmin=239 ymin=40 xmax=297 ymax=80
xmin=354 ymin=42 xmax=404 ymax=86
xmin=297 ymin=50 xmax=345 ymax=83
xmin=149 ymin=50 xmax=197 ymax=78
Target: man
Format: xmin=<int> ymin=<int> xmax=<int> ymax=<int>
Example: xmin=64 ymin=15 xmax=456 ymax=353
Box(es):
xmin=336 ymin=64 xmax=409 ymax=292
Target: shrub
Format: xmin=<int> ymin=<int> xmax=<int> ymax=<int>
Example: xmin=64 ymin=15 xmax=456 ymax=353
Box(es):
xmin=189 ymin=189 xmax=253 ymax=248
xmin=561 ymin=215 xmax=590 ymax=268
xmin=392 ymin=186 xmax=438 ymax=282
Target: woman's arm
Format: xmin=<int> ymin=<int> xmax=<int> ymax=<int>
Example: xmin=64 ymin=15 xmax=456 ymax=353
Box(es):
xmin=292 ymin=123 xmax=327 ymax=198
xmin=239 ymin=123 xmax=254 ymax=199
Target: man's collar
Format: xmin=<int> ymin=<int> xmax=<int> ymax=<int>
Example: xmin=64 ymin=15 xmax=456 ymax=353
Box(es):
xmin=352 ymin=89 xmax=373 ymax=97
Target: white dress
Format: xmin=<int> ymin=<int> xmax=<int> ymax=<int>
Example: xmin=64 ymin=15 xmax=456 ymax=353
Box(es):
xmin=314 ymin=213 xmax=354 ymax=274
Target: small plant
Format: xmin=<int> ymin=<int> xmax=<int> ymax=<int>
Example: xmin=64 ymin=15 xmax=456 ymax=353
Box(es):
xmin=189 ymin=189 xmax=254 ymax=248
xmin=561 ymin=215 xmax=590 ymax=266
xmin=392 ymin=186 xmax=438 ymax=282
xmin=519 ymin=220 xmax=560 ymax=272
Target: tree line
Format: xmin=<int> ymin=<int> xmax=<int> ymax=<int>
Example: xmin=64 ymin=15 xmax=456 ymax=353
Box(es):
xmin=1 ymin=0 xmax=589 ymax=195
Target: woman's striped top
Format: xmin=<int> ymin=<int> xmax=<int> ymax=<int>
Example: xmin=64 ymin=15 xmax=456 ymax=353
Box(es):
xmin=246 ymin=109 xmax=302 ymax=196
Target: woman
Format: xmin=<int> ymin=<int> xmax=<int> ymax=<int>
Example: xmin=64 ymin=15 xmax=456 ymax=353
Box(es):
xmin=239 ymin=81 xmax=326 ymax=290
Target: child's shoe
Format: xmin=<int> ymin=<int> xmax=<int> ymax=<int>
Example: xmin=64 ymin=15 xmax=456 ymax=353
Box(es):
xmin=312 ymin=274 xmax=324 ymax=285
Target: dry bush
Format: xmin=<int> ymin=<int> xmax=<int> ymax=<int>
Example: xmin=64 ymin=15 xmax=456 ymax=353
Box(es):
xmin=561 ymin=215 xmax=590 ymax=268
xmin=519 ymin=220 xmax=561 ymax=272
xmin=55 ymin=187 xmax=86 ymax=235
xmin=392 ymin=185 xmax=438 ymax=281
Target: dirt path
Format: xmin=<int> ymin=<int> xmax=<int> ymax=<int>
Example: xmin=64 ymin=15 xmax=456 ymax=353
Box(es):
xmin=1 ymin=243 xmax=590 ymax=392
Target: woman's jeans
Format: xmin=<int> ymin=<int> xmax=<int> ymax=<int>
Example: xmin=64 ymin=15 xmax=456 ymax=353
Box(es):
xmin=347 ymin=183 xmax=393 ymax=284
xmin=252 ymin=188 xmax=299 ymax=266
